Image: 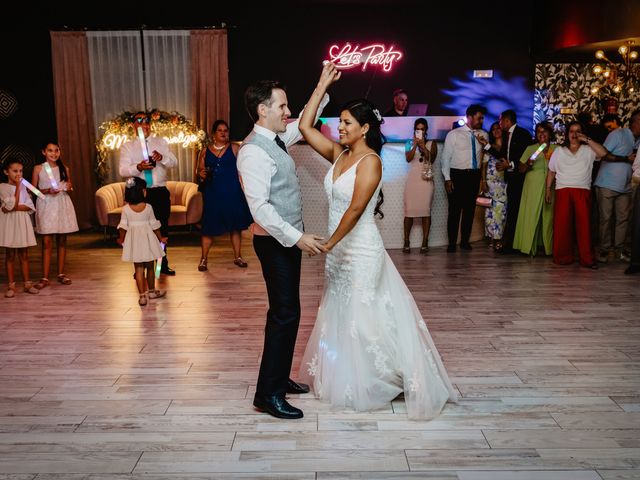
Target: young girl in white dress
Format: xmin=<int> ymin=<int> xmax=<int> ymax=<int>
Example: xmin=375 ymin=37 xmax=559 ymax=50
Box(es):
xmin=32 ymin=141 xmax=79 ymax=289
xmin=297 ymin=63 xmax=457 ymax=420
xmin=0 ymin=157 xmax=40 ymax=298
xmin=117 ymin=177 xmax=167 ymax=306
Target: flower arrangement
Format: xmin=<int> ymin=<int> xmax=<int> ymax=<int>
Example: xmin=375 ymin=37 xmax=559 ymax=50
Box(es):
xmin=95 ymin=109 xmax=207 ymax=185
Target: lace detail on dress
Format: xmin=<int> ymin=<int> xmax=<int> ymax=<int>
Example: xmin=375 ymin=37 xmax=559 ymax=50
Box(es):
xmin=365 ymin=338 xmax=391 ymax=377
xmin=408 ymin=371 xmax=421 ymax=392
xmin=344 ymin=384 xmax=353 ymax=404
xmin=307 ymin=353 xmax=319 ymax=377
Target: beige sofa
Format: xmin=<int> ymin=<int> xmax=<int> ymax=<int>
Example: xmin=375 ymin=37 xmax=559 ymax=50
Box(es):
xmin=95 ymin=180 xmax=202 ymax=236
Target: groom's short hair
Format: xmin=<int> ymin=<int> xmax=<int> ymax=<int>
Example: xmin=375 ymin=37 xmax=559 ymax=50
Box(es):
xmin=244 ymin=80 xmax=286 ymax=123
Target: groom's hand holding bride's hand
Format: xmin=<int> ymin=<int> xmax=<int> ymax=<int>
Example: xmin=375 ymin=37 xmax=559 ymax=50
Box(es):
xmin=297 ymin=233 xmax=328 ymax=256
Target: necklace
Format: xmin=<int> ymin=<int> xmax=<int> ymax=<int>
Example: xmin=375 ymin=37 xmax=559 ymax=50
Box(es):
xmin=212 ymin=142 xmax=226 ymax=151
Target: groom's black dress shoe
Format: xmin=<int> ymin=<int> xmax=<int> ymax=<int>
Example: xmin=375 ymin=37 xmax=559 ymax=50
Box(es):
xmin=286 ymin=379 xmax=310 ymax=394
xmin=253 ymin=394 xmax=303 ymax=419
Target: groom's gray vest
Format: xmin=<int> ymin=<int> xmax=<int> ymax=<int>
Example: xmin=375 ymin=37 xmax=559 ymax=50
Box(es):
xmin=242 ymin=132 xmax=304 ymax=234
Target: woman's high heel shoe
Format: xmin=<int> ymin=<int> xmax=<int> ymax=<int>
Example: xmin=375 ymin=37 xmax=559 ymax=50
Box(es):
xmin=197 ymin=258 xmax=208 ymax=271
xmin=234 ymin=257 xmax=248 ymax=268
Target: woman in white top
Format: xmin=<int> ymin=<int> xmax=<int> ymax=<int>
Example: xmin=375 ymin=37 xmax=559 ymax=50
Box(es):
xmin=546 ymin=121 xmax=608 ymax=268
xmin=297 ymin=62 xmax=457 ymax=420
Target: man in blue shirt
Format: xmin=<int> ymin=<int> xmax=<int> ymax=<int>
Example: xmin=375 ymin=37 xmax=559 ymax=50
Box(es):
xmin=594 ymin=114 xmax=635 ymax=263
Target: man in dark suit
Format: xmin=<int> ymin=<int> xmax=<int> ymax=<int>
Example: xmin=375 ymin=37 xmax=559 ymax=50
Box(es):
xmin=496 ymin=109 xmax=533 ymax=253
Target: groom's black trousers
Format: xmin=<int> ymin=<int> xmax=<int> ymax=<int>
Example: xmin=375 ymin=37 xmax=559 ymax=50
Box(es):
xmin=253 ymin=235 xmax=302 ymax=396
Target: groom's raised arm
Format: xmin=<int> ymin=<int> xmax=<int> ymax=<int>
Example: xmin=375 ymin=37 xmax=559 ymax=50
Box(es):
xmin=280 ymin=94 xmax=330 ymax=148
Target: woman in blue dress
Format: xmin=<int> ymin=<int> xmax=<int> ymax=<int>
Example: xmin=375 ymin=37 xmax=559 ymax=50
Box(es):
xmin=197 ymin=120 xmax=253 ymax=271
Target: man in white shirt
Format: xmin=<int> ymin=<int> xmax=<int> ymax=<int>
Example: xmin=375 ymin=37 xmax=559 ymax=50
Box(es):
xmin=441 ymin=104 xmax=488 ymax=252
xmin=237 ymin=80 xmax=327 ymax=419
xmin=119 ymin=112 xmax=178 ymax=275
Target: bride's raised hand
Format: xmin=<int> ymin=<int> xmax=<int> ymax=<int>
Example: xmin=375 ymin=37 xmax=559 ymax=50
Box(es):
xmin=319 ymin=61 xmax=341 ymax=89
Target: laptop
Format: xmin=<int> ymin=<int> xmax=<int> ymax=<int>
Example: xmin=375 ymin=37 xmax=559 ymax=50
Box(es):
xmin=407 ymin=104 xmax=428 ymax=116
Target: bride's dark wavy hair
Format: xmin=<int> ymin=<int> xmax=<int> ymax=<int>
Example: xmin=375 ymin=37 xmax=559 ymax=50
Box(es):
xmin=340 ymin=98 xmax=386 ymax=218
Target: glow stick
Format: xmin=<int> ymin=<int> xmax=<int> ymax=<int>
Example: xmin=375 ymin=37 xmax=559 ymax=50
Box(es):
xmin=155 ymin=242 xmax=165 ymax=278
xmin=529 ymin=143 xmax=547 ymax=162
xmin=137 ymin=127 xmax=151 ymax=161
xmin=137 ymin=127 xmax=154 ymax=187
xmin=21 ymin=179 xmax=44 ymax=199
xmin=43 ymin=163 xmax=59 ymax=190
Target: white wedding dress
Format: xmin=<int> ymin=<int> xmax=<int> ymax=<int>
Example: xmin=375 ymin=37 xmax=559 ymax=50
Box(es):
xmin=300 ymin=152 xmax=458 ymax=419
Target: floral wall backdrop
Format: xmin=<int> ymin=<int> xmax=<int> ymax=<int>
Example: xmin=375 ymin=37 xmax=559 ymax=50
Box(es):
xmin=534 ymin=63 xmax=640 ymax=143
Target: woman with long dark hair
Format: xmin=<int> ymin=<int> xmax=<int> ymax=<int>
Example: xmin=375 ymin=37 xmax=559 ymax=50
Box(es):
xmin=296 ymin=62 xmax=457 ymax=420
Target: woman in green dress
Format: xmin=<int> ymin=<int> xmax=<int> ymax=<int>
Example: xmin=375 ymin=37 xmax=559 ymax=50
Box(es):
xmin=513 ymin=122 xmax=556 ymax=256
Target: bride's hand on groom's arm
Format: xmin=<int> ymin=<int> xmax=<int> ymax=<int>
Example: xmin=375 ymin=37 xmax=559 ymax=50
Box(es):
xmin=296 ymin=233 xmax=328 ymax=256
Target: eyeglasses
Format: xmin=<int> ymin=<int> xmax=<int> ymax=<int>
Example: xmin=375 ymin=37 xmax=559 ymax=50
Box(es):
xmin=134 ymin=117 xmax=150 ymax=124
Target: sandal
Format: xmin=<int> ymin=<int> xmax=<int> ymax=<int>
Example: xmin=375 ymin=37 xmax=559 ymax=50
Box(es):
xmin=198 ymin=258 xmax=208 ymax=272
xmin=494 ymin=241 xmax=503 ymax=253
xmin=138 ymin=294 xmax=148 ymax=306
xmin=402 ymin=243 xmax=410 ymax=253
xmin=5 ymin=282 xmax=16 ymax=298
xmin=147 ymin=289 xmax=166 ymax=299
xmin=24 ymin=281 xmax=40 ymax=294
xmin=233 ymin=257 xmax=248 ymax=268
xmin=57 ymin=274 xmax=72 ymax=285
xmin=420 ymin=246 xmax=429 ymax=254
xmin=35 ymin=278 xmax=50 ymax=290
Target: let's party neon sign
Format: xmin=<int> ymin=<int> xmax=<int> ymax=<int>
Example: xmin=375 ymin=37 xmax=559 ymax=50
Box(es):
xmin=327 ymin=43 xmax=402 ymax=72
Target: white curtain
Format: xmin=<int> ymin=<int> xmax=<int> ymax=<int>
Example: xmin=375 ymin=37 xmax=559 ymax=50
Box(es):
xmin=87 ymin=30 xmax=193 ymax=184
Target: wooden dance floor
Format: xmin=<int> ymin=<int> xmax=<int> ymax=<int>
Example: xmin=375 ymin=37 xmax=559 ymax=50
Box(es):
xmin=1 ymin=230 xmax=639 ymax=479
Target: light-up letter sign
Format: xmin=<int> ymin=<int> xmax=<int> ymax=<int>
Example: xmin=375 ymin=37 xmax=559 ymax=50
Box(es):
xmin=327 ymin=43 xmax=402 ymax=72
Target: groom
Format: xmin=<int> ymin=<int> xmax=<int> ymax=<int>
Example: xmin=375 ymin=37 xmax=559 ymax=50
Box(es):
xmin=237 ymin=80 xmax=329 ymax=419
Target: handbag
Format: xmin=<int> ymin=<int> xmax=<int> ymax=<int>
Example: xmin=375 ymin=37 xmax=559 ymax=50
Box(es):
xmin=476 ymin=194 xmax=491 ymax=208
xmin=420 ymin=141 xmax=434 ymax=181
xmin=421 ymin=159 xmax=434 ymax=181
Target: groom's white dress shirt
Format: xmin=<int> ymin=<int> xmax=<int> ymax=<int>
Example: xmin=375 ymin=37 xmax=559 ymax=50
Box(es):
xmin=237 ymin=94 xmax=329 ymax=247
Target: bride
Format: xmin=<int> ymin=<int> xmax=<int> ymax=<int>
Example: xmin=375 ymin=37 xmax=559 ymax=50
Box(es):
xmin=298 ymin=62 xmax=458 ymax=420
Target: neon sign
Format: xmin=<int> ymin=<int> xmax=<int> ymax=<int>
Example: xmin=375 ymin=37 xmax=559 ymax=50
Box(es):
xmin=327 ymin=43 xmax=402 ymax=72
xmin=101 ymin=132 xmax=200 ymax=151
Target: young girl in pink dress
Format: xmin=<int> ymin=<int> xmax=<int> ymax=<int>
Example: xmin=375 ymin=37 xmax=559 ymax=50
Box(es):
xmin=117 ymin=177 xmax=167 ymax=306
xmin=0 ymin=157 xmax=39 ymax=297
xmin=32 ymin=141 xmax=79 ymax=289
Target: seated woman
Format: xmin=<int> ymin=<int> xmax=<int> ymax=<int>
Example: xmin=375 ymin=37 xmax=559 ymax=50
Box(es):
xmin=513 ymin=122 xmax=556 ymax=256
xmin=197 ymin=120 xmax=253 ymax=271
